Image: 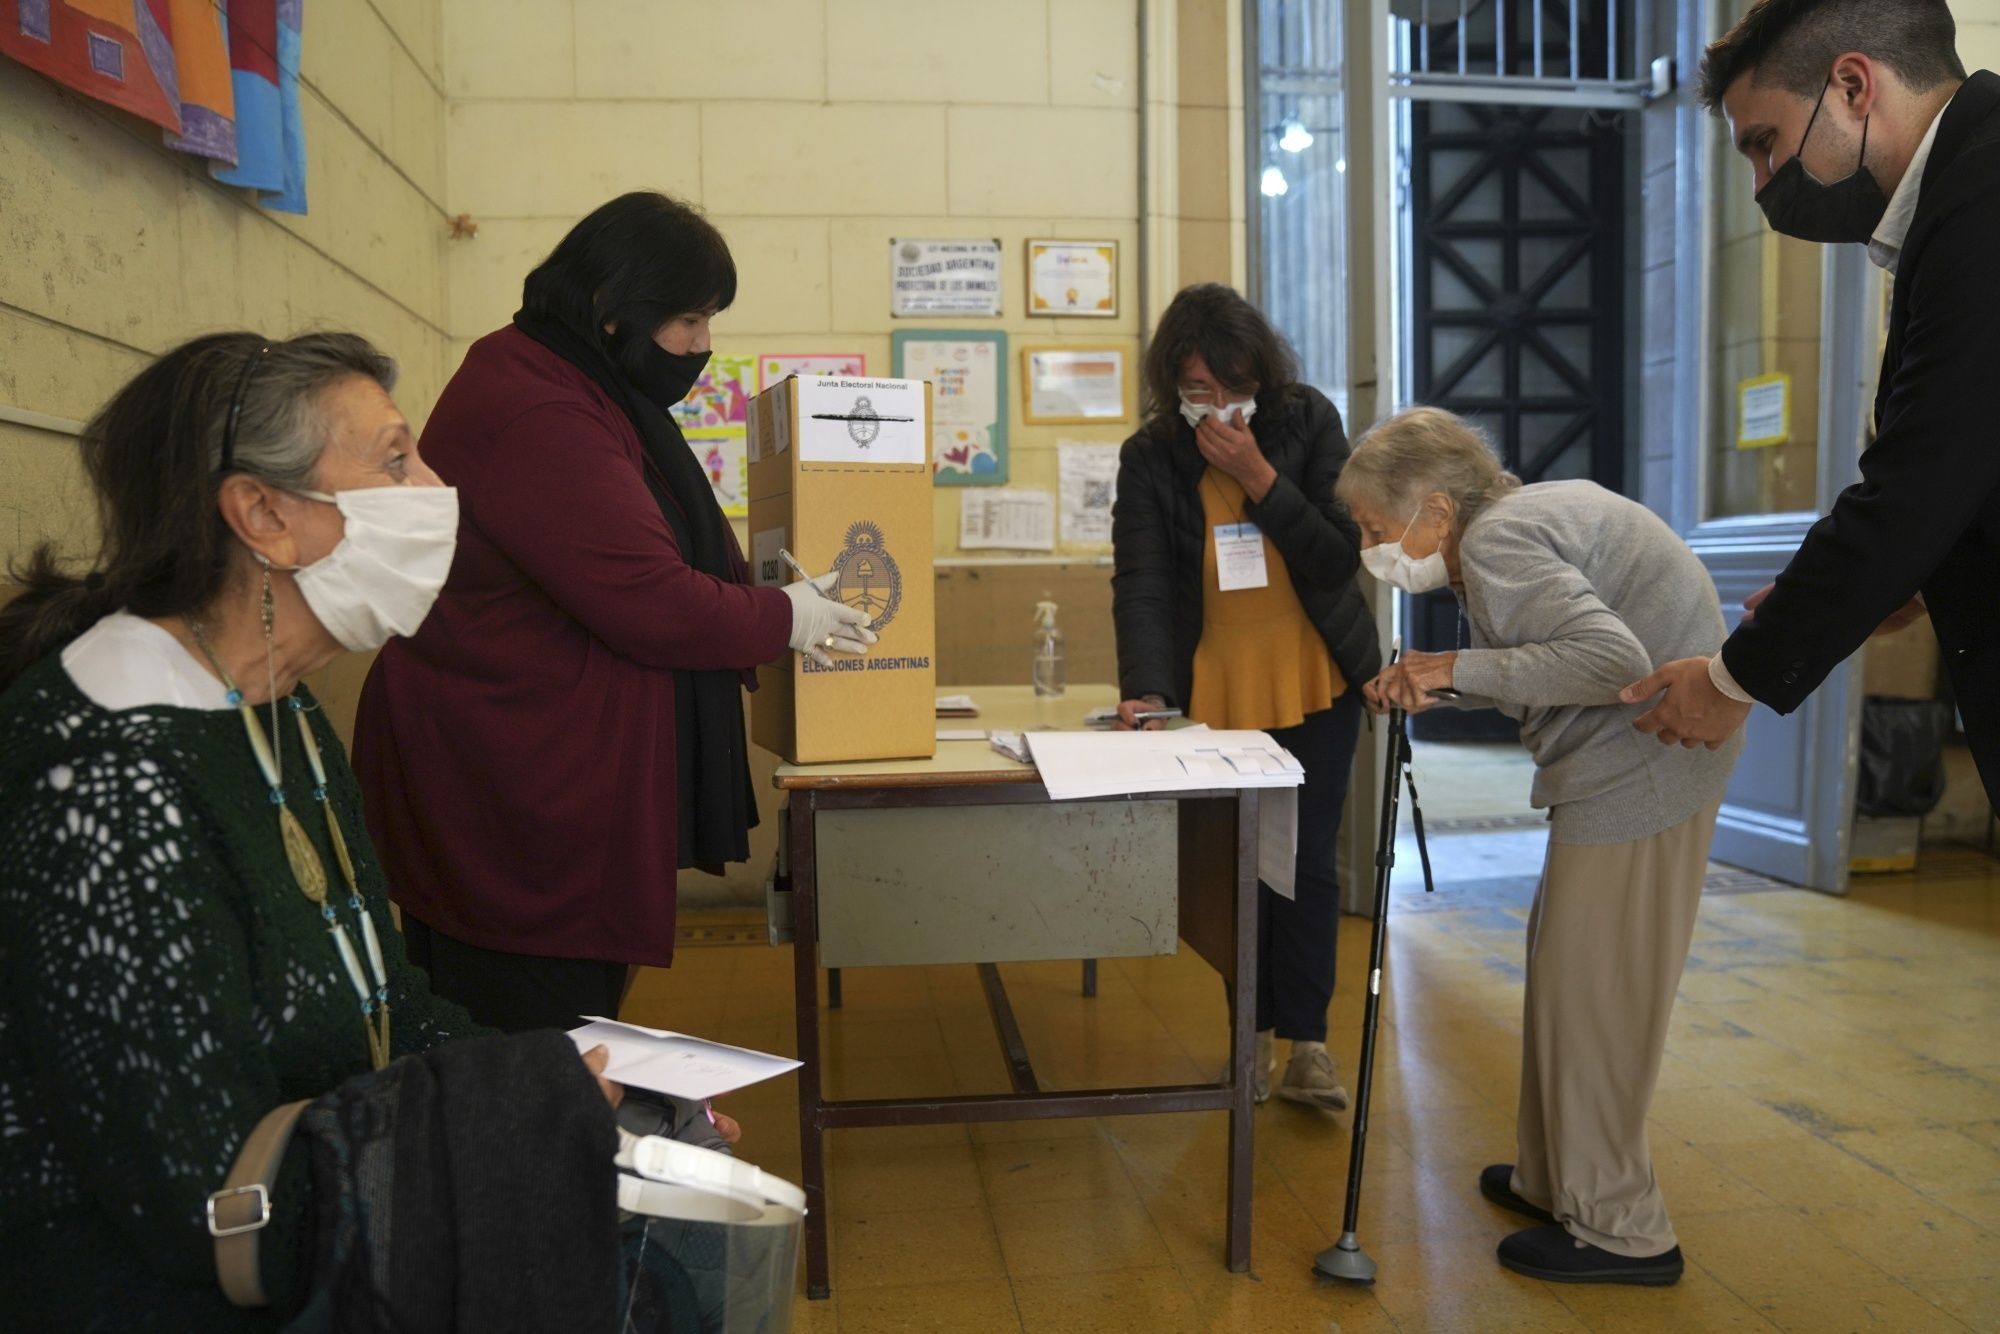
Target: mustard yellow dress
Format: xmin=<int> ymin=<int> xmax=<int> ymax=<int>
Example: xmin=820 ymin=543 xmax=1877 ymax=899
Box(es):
xmin=1188 ymin=468 xmax=1347 ymax=731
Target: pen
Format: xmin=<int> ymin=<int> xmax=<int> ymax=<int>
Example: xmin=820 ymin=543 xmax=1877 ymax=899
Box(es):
xmin=778 ymin=548 xmax=839 ymax=601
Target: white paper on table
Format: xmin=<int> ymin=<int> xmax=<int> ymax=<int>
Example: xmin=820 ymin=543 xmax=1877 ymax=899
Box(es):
xmin=1058 ymin=442 xmax=1120 ymax=545
xmin=936 ymin=728 xmax=988 ymax=741
xmin=567 ymin=1018 xmax=801 ymax=1101
xmin=1024 ymin=729 xmax=1305 ymax=802
xmin=934 ymin=693 xmax=979 ymax=714
xmin=959 ymin=489 xmax=1056 ymax=551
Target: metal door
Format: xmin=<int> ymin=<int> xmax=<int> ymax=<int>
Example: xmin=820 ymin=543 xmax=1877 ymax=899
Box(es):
xmin=1403 ymin=94 xmax=1629 ymax=738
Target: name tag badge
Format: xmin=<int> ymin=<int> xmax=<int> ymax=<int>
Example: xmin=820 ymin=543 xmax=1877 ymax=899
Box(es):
xmin=1214 ymin=523 xmax=1269 ymax=591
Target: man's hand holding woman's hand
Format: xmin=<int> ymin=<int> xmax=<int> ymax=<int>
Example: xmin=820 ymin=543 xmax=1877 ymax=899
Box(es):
xmin=1361 ymin=650 xmax=1457 ymax=716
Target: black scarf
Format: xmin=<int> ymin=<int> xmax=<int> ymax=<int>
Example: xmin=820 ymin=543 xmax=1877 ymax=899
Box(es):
xmin=514 ymin=310 xmax=757 ymax=870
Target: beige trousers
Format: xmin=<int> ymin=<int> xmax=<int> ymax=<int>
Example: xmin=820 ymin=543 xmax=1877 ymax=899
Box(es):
xmin=1510 ymin=801 xmax=1722 ymax=1258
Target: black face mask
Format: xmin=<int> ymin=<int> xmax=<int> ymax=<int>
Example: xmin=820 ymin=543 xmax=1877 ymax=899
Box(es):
xmin=622 ymin=339 xmax=711 ymax=415
xmin=1756 ymin=81 xmax=1889 ymax=244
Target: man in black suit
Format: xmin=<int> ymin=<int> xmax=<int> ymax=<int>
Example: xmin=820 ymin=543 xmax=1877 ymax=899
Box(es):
xmin=1623 ymin=0 xmax=1998 ymax=814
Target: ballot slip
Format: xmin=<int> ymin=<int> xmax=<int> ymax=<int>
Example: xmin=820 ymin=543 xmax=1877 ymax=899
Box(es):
xmin=1023 ymin=729 xmax=1305 ymax=802
xmin=1023 ymin=729 xmax=1306 ymax=899
xmin=568 ymin=1017 xmax=802 ymax=1101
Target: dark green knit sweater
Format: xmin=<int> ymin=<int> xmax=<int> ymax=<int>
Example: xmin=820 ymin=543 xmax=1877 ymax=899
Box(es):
xmin=0 ymin=651 xmax=486 ymax=1329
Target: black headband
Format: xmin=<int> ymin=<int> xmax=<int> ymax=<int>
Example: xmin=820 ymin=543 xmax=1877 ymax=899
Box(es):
xmin=218 ymin=344 xmax=271 ymax=473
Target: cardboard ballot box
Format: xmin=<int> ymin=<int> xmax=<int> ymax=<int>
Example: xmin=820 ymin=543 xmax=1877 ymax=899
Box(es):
xmin=747 ymin=375 xmax=937 ymax=764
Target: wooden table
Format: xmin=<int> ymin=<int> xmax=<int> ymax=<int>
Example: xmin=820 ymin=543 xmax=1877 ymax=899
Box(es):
xmin=775 ymin=685 xmax=1263 ymax=1299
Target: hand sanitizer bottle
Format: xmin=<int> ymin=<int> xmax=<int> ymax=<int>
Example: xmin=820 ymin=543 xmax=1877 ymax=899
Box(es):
xmin=1032 ymin=599 xmax=1066 ymax=698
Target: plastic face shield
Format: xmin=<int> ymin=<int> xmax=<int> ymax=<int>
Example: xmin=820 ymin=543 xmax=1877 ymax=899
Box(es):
xmin=614 ymin=1128 xmax=806 ymax=1333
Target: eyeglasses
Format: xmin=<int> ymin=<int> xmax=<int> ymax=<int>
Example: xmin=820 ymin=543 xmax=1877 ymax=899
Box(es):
xmin=1177 ymin=384 xmax=1258 ymax=404
xmin=219 ymin=344 xmax=272 ymax=473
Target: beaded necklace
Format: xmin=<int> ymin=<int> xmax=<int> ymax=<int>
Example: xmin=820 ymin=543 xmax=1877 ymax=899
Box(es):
xmin=185 ymin=618 xmax=391 ymax=1070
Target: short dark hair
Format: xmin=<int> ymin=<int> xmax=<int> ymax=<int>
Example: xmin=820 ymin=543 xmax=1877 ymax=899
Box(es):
xmin=1140 ymin=283 xmax=1301 ymax=421
xmin=1698 ymin=0 xmax=1965 ymax=111
xmin=520 ymin=191 xmax=736 ymax=376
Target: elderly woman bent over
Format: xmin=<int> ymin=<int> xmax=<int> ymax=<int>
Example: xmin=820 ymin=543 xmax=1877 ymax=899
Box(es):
xmin=1340 ymin=407 xmax=1741 ymax=1288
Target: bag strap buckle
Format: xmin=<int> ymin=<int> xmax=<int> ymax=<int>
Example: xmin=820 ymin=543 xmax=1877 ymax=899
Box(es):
xmin=207 ymin=1182 xmax=272 ymax=1238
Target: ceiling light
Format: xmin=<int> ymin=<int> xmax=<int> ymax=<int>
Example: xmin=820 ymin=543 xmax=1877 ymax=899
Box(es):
xmin=1260 ymin=164 xmax=1289 ymax=197
xmin=1279 ymin=119 xmax=1314 ymax=153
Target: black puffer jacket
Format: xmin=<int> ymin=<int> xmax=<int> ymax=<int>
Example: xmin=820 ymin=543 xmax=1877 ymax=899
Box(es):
xmin=1111 ymin=385 xmax=1380 ymax=708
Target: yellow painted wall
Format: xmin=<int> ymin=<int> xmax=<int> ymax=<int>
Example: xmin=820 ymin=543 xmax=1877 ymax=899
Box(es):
xmin=441 ymin=0 xmax=1156 ymax=565
xmin=3 ymin=0 xmax=1239 ymax=910
xmin=0 ymin=0 xmax=453 ymax=738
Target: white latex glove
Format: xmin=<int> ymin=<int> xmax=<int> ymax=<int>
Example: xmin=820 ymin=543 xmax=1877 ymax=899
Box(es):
xmin=783 ymin=573 xmax=876 ymax=666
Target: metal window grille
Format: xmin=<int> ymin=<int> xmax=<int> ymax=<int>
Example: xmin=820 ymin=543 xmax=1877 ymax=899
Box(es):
xmin=1389 ymin=0 xmax=1649 ymax=109
xmin=1248 ymin=0 xmax=1351 ymax=421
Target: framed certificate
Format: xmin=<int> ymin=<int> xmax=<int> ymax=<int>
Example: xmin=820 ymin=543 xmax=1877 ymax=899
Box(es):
xmin=1027 ymin=240 xmax=1119 ymax=318
xmin=1021 ymin=344 xmax=1131 ymax=425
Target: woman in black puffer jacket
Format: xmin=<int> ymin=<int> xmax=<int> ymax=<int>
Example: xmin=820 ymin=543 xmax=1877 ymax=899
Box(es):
xmin=1110 ymin=283 xmax=1380 ymax=1113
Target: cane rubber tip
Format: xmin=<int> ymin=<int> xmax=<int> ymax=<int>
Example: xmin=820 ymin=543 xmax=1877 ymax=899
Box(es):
xmin=1312 ymin=1233 xmax=1377 ymax=1284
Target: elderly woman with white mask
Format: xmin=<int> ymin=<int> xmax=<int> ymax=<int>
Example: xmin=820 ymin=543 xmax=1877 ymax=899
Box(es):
xmin=1339 ymin=407 xmax=1741 ymax=1290
xmin=0 ymin=333 xmax=638 ymax=1328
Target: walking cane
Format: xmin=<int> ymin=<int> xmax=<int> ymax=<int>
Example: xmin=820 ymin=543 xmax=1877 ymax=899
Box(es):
xmin=1313 ymin=649 xmax=1434 ymax=1285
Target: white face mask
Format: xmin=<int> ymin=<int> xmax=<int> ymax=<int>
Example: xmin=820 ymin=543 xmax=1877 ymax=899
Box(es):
xmin=1179 ymin=396 xmax=1258 ymax=430
xmin=1359 ymin=511 xmax=1451 ymax=594
xmin=280 ymin=485 xmax=459 ymax=651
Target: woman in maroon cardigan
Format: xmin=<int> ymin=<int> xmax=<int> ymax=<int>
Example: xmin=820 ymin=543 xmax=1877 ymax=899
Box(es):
xmin=354 ymin=193 xmax=871 ymax=1032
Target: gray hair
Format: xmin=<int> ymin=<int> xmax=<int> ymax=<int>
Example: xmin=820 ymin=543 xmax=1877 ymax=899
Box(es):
xmin=216 ymin=331 xmax=399 ymax=490
xmin=1337 ymin=406 xmax=1521 ymax=535
xmin=0 ymin=331 xmax=399 ymax=689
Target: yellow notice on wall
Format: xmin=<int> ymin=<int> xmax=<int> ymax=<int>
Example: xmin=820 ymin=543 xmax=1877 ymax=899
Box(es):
xmin=1737 ymin=372 xmax=1790 ymax=449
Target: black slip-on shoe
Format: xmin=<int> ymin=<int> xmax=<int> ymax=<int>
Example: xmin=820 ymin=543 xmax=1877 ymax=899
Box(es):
xmin=1496 ymin=1225 xmax=1683 ymax=1286
xmin=1478 ymin=1164 xmax=1558 ymax=1227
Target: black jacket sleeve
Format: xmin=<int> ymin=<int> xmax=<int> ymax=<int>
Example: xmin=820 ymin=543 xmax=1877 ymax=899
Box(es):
xmin=1110 ymin=430 xmax=1181 ymax=704
xmin=1244 ymin=390 xmax=1364 ymax=594
xmin=1720 ymin=161 xmax=2000 ymax=711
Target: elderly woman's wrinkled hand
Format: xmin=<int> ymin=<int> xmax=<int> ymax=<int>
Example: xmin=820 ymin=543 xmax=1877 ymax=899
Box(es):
xmin=1364 ymin=650 xmax=1456 ymax=716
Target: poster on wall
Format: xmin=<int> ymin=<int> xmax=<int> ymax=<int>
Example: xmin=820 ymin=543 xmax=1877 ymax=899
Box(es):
xmin=760 ymin=352 xmax=867 ymax=385
xmin=889 ymin=238 xmax=1003 ymax=317
xmin=893 ymin=330 xmax=1007 ymax=486
xmin=672 ymin=354 xmax=757 ymax=517
xmin=959 ymin=490 xmax=1055 ymax=552
xmin=1027 ymin=241 xmax=1118 ymax=318
xmin=1058 ymin=442 xmax=1121 ymax=546
xmin=1021 ymin=345 xmax=1130 ymax=424
xmin=689 ymin=432 xmax=748 ymax=517
xmin=672 ymin=354 xmax=757 ymax=431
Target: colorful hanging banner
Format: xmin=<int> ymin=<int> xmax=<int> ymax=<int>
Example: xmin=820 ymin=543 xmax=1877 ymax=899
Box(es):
xmin=213 ymin=0 xmax=306 ymax=214
xmin=0 ymin=0 xmax=182 ymax=134
xmin=162 ymin=0 xmax=236 ymax=162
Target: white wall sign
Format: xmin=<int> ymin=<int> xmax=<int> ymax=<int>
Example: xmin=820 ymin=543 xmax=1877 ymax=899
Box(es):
xmin=890 ymin=238 xmax=1003 ymax=318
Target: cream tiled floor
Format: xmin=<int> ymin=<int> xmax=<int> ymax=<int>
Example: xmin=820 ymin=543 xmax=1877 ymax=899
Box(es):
xmin=625 ymin=846 xmax=2000 ymax=1332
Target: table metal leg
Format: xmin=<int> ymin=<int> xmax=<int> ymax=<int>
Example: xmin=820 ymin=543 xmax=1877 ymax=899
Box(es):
xmin=828 ymin=967 xmax=843 ymax=1009
xmin=789 ymin=794 xmax=832 ymax=1300
xmin=1226 ymin=790 xmax=1260 ymax=1273
xmin=977 ymin=963 xmax=1041 ymax=1093
xmin=1081 ymin=958 xmax=1097 ymax=997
